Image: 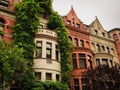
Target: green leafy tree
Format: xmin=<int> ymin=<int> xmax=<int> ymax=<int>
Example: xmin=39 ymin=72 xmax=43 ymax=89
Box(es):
xmin=0 ymin=40 xmax=27 ymax=89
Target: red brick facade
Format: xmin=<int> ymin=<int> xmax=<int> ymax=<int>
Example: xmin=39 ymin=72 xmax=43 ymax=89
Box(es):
xmin=108 ymin=29 xmax=120 ymax=63
xmin=63 ymin=6 xmax=94 ymax=90
xmin=0 ymin=0 xmax=20 ymax=43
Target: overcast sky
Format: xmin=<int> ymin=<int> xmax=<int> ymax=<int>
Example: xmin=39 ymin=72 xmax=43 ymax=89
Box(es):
xmin=52 ymin=0 xmax=120 ymax=31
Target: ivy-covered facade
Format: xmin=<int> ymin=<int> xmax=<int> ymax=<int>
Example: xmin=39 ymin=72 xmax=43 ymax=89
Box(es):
xmin=0 ymin=0 xmax=120 ymax=90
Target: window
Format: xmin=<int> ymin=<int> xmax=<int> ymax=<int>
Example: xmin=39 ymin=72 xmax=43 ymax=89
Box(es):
xmin=88 ymin=55 xmax=92 ymax=68
xmin=74 ymin=79 xmax=80 ymax=90
xmin=0 ymin=19 xmax=4 ymax=38
xmin=113 ymin=34 xmax=117 ymax=40
xmin=80 ymin=40 xmax=84 ymax=47
xmin=74 ymin=38 xmax=78 ymax=46
xmin=101 ymin=46 xmax=105 ymax=52
xmin=56 ymin=45 xmax=59 ymax=61
xmin=72 ymin=54 xmax=77 ymax=68
xmin=76 ymin=23 xmax=80 ymax=28
xmin=72 ymin=22 xmax=75 ymax=26
xmin=69 ymin=36 xmax=72 ymax=41
xmin=102 ymin=59 xmax=108 ymax=65
xmin=46 ymin=73 xmax=52 ymax=80
xmin=95 ymin=30 xmax=98 ymax=35
xmin=96 ymin=44 xmax=100 ymax=52
xmin=106 ymin=47 xmax=110 ymax=53
xmin=81 ymin=78 xmax=90 ymax=90
xmin=35 ymin=72 xmax=41 ymax=80
xmin=56 ymin=74 xmax=60 ymax=81
xmin=79 ymin=54 xmax=86 ymax=68
xmin=102 ymin=32 xmax=105 ymax=37
xmin=46 ymin=42 xmax=52 ymax=59
xmin=110 ymin=60 xmax=113 ymax=67
xmin=96 ymin=59 xmax=100 ymax=66
xmin=66 ymin=20 xmax=71 ymax=25
xmin=36 ymin=41 xmax=42 ymax=58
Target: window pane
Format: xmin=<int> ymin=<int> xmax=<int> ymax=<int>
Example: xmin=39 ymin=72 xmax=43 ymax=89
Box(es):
xmin=56 ymin=74 xmax=60 ymax=81
xmin=74 ymin=79 xmax=79 ymax=85
xmin=36 ymin=48 xmax=42 ymax=57
xmin=80 ymin=59 xmax=86 ymax=68
xmin=35 ymin=72 xmax=41 ymax=80
xmin=102 ymin=59 xmax=108 ymax=65
xmin=96 ymin=59 xmax=100 ymax=66
xmin=72 ymin=54 xmax=77 ymax=68
xmin=46 ymin=48 xmax=51 ymax=58
xmin=81 ymin=78 xmax=89 ymax=84
xmin=82 ymin=86 xmax=90 ymax=90
xmin=46 ymin=73 xmax=52 ymax=80
xmin=74 ymin=86 xmax=80 ymax=90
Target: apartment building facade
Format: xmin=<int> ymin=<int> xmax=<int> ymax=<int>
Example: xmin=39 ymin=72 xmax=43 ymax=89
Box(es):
xmin=63 ymin=7 xmax=94 ymax=90
xmin=0 ymin=1 xmax=120 ymax=90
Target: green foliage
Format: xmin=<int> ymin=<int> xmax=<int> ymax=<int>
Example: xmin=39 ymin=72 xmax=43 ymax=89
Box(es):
xmin=14 ymin=0 xmax=39 ymax=61
xmin=21 ymin=68 xmax=35 ymax=90
xmin=14 ymin=0 xmax=40 ymax=89
xmin=35 ymin=0 xmax=53 ymax=18
xmin=0 ymin=40 xmax=27 ymax=89
xmin=32 ymin=81 xmax=69 ymax=90
xmin=47 ymin=12 xmax=72 ymax=84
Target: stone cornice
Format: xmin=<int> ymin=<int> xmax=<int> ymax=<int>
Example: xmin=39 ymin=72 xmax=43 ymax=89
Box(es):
xmin=90 ymin=33 xmax=114 ymax=43
xmin=65 ymin=25 xmax=90 ymax=35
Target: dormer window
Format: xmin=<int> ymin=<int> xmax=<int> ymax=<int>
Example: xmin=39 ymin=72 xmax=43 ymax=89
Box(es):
xmin=113 ymin=34 xmax=117 ymax=40
xmin=76 ymin=23 xmax=80 ymax=28
xmin=102 ymin=32 xmax=105 ymax=37
xmin=66 ymin=20 xmax=71 ymax=25
xmin=94 ymin=30 xmax=98 ymax=35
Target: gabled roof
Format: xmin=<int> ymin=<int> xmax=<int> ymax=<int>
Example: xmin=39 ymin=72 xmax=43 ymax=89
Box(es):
xmin=65 ymin=6 xmax=82 ymax=23
xmin=89 ymin=16 xmax=104 ymax=31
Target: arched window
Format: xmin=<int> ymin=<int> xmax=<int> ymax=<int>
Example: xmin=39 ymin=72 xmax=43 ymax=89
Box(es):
xmin=96 ymin=44 xmax=100 ymax=52
xmin=69 ymin=36 xmax=72 ymax=41
xmin=0 ymin=19 xmax=4 ymax=31
xmin=113 ymin=34 xmax=117 ymax=40
xmin=91 ymin=43 xmax=95 ymax=51
xmin=80 ymin=40 xmax=84 ymax=47
xmin=106 ymin=47 xmax=110 ymax=53
xmin=0 ymin=19 xmax=4 ymax=37
xmin=101 ymin=46 xmax=105 ymax=52
xmin=74 ymin=38 xmax=78 ymax=46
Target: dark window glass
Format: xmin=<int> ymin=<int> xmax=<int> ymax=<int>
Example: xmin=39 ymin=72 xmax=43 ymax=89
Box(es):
xmin=46 ymin=73 xmax=52 ymax=80
xmin=56 ymin=45 xmax=59 ymax=61
xmin=96 ymin=59 xmax=100 ymax=66
xmin=74 ymin=38 xmax=78 ymax=46
xmin=102 ymin=59 xmax=108 ymax=65
xmin=56 ymin=74 xmax=59 ymax=81
xmin=72 ymin=54 xmax=77 ymax=68
xmin=35 ymin=72 xmax=41 ymax=80
xmin=79 ymin=54 xmax=86 ymax=68
xmin=80 ymin=40 xmax=84 ymax=47
xmin=46 ymin=42 xmax=52 ymax=59
xmin=36 ymin=41 xmax=42 ymax=58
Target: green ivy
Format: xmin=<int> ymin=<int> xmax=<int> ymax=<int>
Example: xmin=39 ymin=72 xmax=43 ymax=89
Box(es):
xmin=14 ymin=0 xmax=39 ymax=89
xmin=47 ymin=12 xmax=72 ymax=84
xmin=14 ymin=0 xmax=39 ymax=62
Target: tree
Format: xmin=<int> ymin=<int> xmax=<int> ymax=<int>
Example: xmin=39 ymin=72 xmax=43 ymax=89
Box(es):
xmin=0 ymin=40 xmax=27 ymax=90
xmin=82 ymin=65 xmax=120 ymax=90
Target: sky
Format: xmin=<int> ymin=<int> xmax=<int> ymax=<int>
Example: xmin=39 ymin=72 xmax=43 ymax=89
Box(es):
xmin=52 ymin=0 xmax=120 ymax=31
